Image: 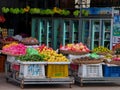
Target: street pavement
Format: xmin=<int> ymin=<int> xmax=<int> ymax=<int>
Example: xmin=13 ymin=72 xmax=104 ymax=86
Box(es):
xmin=0 ymin=73 xmax=120 ymax=90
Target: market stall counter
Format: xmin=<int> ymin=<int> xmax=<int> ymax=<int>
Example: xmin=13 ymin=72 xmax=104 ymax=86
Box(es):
xmin=1 ymin=42 xmax=74 ymax=89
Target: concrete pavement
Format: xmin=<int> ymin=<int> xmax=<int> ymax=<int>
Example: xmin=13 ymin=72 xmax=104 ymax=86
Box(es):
xmin=0 ymin=73 xmax=120 ymax=90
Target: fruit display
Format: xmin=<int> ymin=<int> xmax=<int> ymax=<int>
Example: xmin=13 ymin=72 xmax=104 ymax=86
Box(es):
xmin=23 ymin=5 xmax=30 ymax=13
xmin=112 ymin=43 xmax=120 ymax=54
xmin=60 ymin=9 xmax=70 ymax=16
xmin=1 ymin=36 xmax=18 ymax=45
xmin=73 ymin=10 xmax=80 ymax=17
xmin=104 ymin=53 xmax=113 ymax=59
xmin=21 ymin=37 xmax=39 ymax=45
xmin=2 ymin=7 xmax=9 ymax=13
xmin=37 ymin=44 xmax=69 ymax=62
xmin=104 ymin=54 xmax=120 ymax=65
xmin=1 ymin=6 xmax=74 ymax=17
xmin=44 ymin=9 xmax=55 ymax=15
xmin=53 ymin=7 xmax=62 ymax=14
xmin=9 ymin=8 xmax=20 ymax=14
xmin=4 ymin=37 xmax=17 ymax=41
xmin=17 ymin=54 xmax=45 ymax=62
xmin=82 ymin=9 xmax=89 ymax=16
xmin=29 ymin=8 xmax=41 ymax=14
xmin=0 ymin=15 xmax=5 ymax=23
xmin=92 ymin=46 xmax=113 ymax=54
xmin=112 ymin=55 xmax=120 ymax=61
xmin=60 ymin=42 xmax=90 ymax=54
xmin=71 ymin=53 xmax=103 ymax=64
xmin=19 ymin=8 xmax=25 ymax=14
xmin=2 ymin=42 xmax=26 ymax=56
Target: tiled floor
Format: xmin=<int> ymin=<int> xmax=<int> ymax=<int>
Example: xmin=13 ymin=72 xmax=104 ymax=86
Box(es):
xmin=0 ymin=73 xmax=120 ymax=90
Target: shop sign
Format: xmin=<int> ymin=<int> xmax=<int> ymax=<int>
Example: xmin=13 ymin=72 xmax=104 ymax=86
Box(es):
xmin=81 ymin=7 xmax=112 ymax=15
xmin=112 ymin=14 xmax=120 ymax=48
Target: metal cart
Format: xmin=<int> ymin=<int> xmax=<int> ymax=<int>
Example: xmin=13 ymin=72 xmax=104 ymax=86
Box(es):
xmin=70 ymin=63 xmax=120 ymax=86
xmin=5 ymin=61 xmax=74 ymax=89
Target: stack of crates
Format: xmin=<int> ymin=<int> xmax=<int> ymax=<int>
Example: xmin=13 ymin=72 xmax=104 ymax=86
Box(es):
xmin=78 ymin=64 xmax=103 ymax=78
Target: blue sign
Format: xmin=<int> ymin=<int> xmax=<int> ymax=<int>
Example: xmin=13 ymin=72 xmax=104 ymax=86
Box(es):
xmin=82 ymin=8 xmax=112 ymax=15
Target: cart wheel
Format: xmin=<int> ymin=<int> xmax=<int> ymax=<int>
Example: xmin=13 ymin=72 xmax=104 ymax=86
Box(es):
xmin=6 ymin=78 xmax=9 ymax=82
xmin=20 ymin=84 xmax=24 ymax=89
xmin=20 ymin=79 xmax=24 ymax=89
xmin=80 ymin=79 xmax=83 ymax=87
xmin=69 ymin=84 xmax=72 ymax=88
xmin=80 ymin=83 xmax=83 ymax=87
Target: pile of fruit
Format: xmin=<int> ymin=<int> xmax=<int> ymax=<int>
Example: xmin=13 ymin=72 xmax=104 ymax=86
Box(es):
xmin=92 ymin=46 xmax=113 ymax=54
xmin=112 ymin=55 xmax=120 ymax=61
xmin=60 ymin=42 xmax=90 ymax=54
xmin=72 ymin=53 xmax=103 ymax=64
xmin=112 ymin=43 xmax=120 ymax=54
xmin=1 ymin=43 xmax=69 ymax=62
xmin=2 ymin=37 xmax=18 ymax=44
xmin=16 ymin=48 xmax=46 ymax=61
xmin=2 ymin=6 xmax=30 ymax=14
xmin=37 ymin=44 xmax=69 ymax=62
xmin=21 ymin=37 xmax=39 ymax=45
xmin=2 ymin=42 xmax=26 ymax=56
xmin=104 ymin=53 xmax=113 ymax=59
xmin=0 ymin=15 xmax=5 ymax=23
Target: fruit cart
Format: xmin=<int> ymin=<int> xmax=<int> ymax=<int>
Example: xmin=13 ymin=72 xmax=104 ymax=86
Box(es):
xmin=5 ymin=55 xmax=74 ymax=89
xmin=69 ymin=54 xmax=120 ymax=86
xmin=73 ymin=63 xmax=120 ymax=87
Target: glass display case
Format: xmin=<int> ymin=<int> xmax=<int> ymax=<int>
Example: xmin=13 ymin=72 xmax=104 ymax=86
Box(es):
xmin=32 ymin=17 xmax=112 ymax=50
xmin=53 ymin=18 xmax=61 ymax=50
xmin=31 ymin=18 xmax=39 ymax=40
xmin=39 ymin=19 xmax=46 ymax=45
xmin=46 ymin=19 xmax=53 ymax=47
xmin=61 ymin=19 xmax=80 ymax=46
xmin=71 ymin=20 xmax=79 ymax=43
xmin=81 ymin=19 xmax=112 ymax=50
xmin=61 ymin=19 xmax=71 ymax=46
xmin=102 ymin=20 xmax=111 ymax=49
xmin=91 ymin=20 xmax=101 ymax=49
xmin=82 ymin=20 xmax=90 ymax=48
xmin=31 ymin=18 xmax=53 ymax=47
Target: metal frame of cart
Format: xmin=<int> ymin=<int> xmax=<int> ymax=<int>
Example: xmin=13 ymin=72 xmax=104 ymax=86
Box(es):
xmin=5 ymin=60 xmax=74 ymax=89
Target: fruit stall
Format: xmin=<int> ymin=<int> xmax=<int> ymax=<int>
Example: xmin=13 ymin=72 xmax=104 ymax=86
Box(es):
xmin=0 ymin=42 xmax=74 ymax=89
xmin=59 ymin=42 xmax=120 ymax=86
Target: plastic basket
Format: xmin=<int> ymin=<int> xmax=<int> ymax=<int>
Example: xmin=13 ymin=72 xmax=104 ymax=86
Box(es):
xmin=70 ymin=63 xmax=79 ymax=71
xmin=60 ymin=50 xmax=89 ymax=55
xmin=47 ymin=64 xmax=69 ymax=78
xmin=19 ymin=62 xmax=46 ymax=78
xmin=12 ymin=64 xmax=20 ymax=71
xmin=103 ymin=65 xmax=120 ymax=77
xmin=78 ymin=64 xmax=103 ymax=78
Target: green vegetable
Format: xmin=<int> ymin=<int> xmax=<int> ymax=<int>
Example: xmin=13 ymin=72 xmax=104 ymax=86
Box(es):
xmin=17 ymin=54 xmax=46 ymax=61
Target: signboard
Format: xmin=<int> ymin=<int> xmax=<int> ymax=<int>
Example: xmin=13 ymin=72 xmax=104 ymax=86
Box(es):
xmin=82 ymin=7 xmax=112 ymax=15
xmin=112 ymin=13 xmax=120 ymax=48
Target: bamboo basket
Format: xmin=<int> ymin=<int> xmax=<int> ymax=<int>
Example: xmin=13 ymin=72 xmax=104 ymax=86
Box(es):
xmin=60 ymin=50 xmax=89 ymax=55
xmin=72 ymin=59 xmax=104 ymax=64
xmin=105 ymin=60 xmax=120 ymax=65
xmin=1 ymin=51 xmax=23 ymax=56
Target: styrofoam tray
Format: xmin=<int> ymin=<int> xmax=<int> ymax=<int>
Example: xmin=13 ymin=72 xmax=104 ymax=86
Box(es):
xmin=19 ymin=61 xmax=47 ymax=64
xmin=47 ymin=62 xmax=70 ymax=64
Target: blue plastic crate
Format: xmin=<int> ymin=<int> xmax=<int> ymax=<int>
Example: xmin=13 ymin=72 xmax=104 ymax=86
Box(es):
xmin=103 ymin=65 xmax=120 ymax=77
